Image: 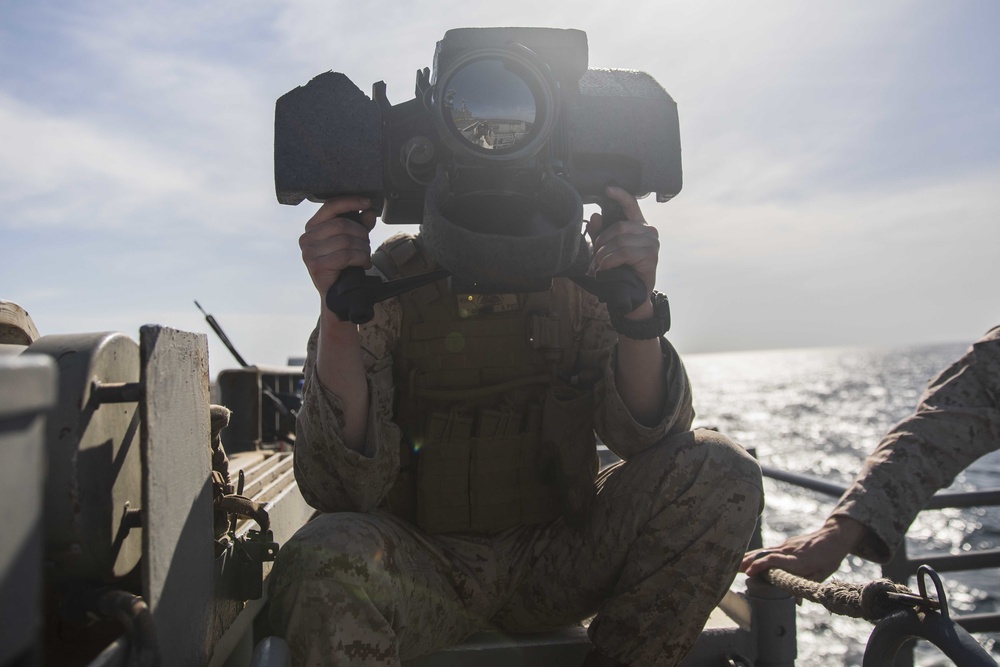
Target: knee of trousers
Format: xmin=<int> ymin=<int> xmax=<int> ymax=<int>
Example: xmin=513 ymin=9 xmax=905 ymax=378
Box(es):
xmin=690 ymin=428 xmax=762 ymax=496
xmin=636 ymin=428 xmax=764 ymax=515
xmin=268 ymin=512 xmax=414 ymax=652
xmin=271 ymin=512 xmax=397 ymax=595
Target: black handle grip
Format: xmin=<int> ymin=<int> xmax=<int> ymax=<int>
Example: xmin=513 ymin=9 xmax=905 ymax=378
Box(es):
xmin=594 ymin=194 xmax=649 ymax=315
xmin=326 ymin=266 xmax=379 ymax=323
xmin=322 ymin=209 xmax=379 ymax=324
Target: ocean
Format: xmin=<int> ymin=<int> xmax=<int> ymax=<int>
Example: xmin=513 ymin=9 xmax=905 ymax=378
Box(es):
xmin=682 ymin=342 xmax=1000 ymax=665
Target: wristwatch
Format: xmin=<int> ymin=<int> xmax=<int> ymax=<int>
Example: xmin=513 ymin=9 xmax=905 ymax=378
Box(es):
xmin=609 ymin=291 xmax=671 ymax=339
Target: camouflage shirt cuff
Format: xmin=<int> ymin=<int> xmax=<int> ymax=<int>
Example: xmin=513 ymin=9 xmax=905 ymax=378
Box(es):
xmin=595 ymin=337 xmax=694 ymax=460
xmin=829 ymin=500 xmax=895 ymax=564
xmin=295 ymin=363 xmax=400 ymax=512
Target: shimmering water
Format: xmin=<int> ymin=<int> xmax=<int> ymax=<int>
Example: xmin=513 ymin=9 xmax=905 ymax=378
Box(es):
xmin=683 ymin=342 xmax=1000 ymax=666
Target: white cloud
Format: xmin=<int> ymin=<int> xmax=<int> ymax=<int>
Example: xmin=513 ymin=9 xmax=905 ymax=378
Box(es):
xmin=0 ymin=94 xmax=199 ymax=227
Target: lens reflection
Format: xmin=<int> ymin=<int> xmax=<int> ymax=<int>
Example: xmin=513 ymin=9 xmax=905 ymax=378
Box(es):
xmin=443 ymin=59 xmax=537 ymax=152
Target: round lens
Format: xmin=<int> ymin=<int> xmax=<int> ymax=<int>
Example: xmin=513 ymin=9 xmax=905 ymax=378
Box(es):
xmin=442 ymin=59 xmax=537 ymax=153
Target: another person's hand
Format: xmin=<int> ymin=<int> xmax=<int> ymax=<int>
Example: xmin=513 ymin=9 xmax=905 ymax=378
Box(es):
xmin=741 ymin=515 xmax=868 ymax=582
xmin=586 ymin=186 xmax=660 ymax=301
xmin=299 ymin=195 xmax=378 ymax=298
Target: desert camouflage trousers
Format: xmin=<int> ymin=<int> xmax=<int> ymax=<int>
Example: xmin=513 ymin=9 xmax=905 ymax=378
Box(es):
xmin=268 ymin=429 xmax=764 ymax=667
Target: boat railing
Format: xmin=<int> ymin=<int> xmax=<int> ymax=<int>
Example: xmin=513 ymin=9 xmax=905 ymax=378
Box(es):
xmin=760 ymin=464 xmax=1000 ymax=635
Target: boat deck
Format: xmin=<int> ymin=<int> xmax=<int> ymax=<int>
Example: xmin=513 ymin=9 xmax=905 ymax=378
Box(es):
xmin=404 ymin=588 xmax=761 ymax=667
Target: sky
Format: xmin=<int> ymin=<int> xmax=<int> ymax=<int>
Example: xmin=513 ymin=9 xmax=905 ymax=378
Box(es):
xmin=3 ymin=0 xmax=998 ymax=378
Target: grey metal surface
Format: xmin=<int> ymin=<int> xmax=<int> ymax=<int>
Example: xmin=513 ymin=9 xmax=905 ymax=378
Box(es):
xmin=0 ymin=354 xmax=55 ymax=666
xmin=26 ymin=332 xmax=144 ymax=583
xmin=403 ymin=626 xmax=591 ymax=667
xmin=745 ymin=577 xmax=798 ymax=667
xmin=208 ymin=596 xmax=267 ymax=667
xmin=679 ymin=594 xmax=758 ymax=667
xmin=140 ymin=325 xmax=215 ymax=667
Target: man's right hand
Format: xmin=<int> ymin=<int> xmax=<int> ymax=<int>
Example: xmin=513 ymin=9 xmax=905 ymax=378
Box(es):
xmin=299 ymin=196 xmax=379 ymax=298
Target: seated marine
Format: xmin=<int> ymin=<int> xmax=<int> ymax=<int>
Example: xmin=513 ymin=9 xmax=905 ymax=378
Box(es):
xmin=267 ymin=184 xmax=764 ymax=667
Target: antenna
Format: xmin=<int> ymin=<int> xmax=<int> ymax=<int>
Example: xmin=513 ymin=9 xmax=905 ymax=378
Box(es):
xmin=195 ymin=301 xmax=292 ymax=418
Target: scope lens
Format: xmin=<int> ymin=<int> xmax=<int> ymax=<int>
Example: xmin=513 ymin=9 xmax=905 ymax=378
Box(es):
xmin=442 ymin=58 xmax=538 ymax=154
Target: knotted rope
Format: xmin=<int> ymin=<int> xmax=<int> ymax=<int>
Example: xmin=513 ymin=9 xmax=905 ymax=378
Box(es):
xmin=763 ymin=568 xmax=922 ymax=623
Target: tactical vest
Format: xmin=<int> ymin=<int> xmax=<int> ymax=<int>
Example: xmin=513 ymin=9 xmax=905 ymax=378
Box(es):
xmin=373 ymin=233 xmax=601 ymax=534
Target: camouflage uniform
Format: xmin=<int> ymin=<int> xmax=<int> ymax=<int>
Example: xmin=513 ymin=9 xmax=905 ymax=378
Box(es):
xmin=269 ymin=252 xmax=764 ymax=666
xmin=832 ymin=325 xmax=1000 ymax=562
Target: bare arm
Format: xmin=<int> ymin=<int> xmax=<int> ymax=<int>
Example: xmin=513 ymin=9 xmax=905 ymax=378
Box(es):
xmin=298 ymin=196 xmax=379 ymax=454
xmin=587 ymin=186 xmax=666 ymax=426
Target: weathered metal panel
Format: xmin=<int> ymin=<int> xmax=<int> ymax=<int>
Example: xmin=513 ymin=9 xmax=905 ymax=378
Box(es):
xmin=140 ymin=325 xmax=215 ymax=667
xmin=27 ymin=332 xmax=144 ymax=582
xmin=0 ymin=354 xmax=55 ymax=666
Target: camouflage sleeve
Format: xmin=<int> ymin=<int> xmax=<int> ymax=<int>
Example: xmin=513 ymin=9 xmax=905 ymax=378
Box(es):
xmin=831 ymin=325 xmax=1000 ymax=562
xmin=573 ymin=285 xmax=695 ymax=460
xmin=292 ymin=297 xmax=404 ymax=514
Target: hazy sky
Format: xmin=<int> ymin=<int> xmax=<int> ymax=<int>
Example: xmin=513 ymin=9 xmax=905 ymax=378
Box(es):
xmin=3 ymin=1 xmax=998 ymax=377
